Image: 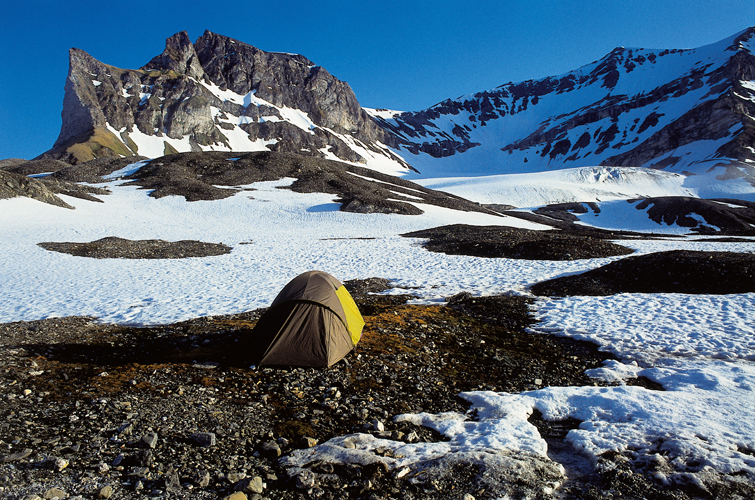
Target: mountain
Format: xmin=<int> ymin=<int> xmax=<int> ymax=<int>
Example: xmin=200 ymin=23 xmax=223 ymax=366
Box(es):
xmin=372 ymin=27 xmax=755 ymax=195
xmin=39 ymin=28 xmax=755 ymax=199
xmin=42 ymin=31 xmax=411 ymax=175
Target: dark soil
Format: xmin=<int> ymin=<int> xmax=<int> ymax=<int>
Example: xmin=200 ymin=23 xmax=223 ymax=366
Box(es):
xmin=38 ymin=237 xmax=232 ymax=259
xmin=531 ymin=250 xmax=755 ymax=296
xmin=403 ymin=224 xmax=635 ymax=260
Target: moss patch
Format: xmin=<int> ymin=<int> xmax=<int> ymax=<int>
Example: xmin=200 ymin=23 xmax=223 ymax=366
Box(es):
xmin=66 ymin=128 xmax=136 ymax=163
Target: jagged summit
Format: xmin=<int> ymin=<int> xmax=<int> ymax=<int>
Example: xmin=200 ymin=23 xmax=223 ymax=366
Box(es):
xmin=142 ymin=31 xmax=206 ymax=81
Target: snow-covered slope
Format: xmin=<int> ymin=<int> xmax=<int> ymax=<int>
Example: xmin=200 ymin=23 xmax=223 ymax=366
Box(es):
xmin=418 ymin=165 xmax=695 ymax=208
xmin=375 ymin=27 xmax=755 ymax=198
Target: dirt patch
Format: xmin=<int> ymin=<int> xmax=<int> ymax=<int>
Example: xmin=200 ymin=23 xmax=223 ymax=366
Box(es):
xmin=403 ymin=224 xmax=635 ymax=260
xmin=531 ymin=250 xmax=755 ymax=296
xmin=38 ymin=237 xmax=232 ymax=259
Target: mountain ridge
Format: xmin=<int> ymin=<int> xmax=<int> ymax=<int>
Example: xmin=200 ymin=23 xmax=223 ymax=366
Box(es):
xmin=36 ymin=27 xmax=755 ymax=199
xmin=378 ymin=27 xmax=755 ymax=184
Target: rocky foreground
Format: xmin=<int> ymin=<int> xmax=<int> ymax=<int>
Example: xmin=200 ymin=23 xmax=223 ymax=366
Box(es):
xmin=2 ymin=270 xmax=754 ymax=499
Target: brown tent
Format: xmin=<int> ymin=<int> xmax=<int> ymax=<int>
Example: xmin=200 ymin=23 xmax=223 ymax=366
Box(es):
xmin=249 ymin=271 xmax=365 ymax=367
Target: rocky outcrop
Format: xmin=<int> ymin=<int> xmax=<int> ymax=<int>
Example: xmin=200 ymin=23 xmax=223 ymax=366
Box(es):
xmin=42 ymin=31 xmax=405 ymax=171
xmin=0 ymin=170 xmax=72 ymax=208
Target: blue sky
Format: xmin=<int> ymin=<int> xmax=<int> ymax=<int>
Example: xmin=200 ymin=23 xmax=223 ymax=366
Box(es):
xmin=1 ymin=0 xmax=754 ymax=160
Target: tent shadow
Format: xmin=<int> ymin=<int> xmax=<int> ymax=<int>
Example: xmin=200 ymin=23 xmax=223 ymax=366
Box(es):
xmin=17 ymin=327 xmax=260 ymax=370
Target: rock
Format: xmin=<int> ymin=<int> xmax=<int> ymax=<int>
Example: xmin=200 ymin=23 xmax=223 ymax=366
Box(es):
xmin=53 ymin=458 xmax=69 ymax=472
xmin=300 ymin=436 xmax=318 ymax=448
xmin=368 ymin=419 xmax=385 ymax=432
xmin=222 ymin=492 xmax=247 ymax=500
xmin=132 ymin=479 xmax=145 ymax=492
xmin=236 ymin=476 xmax=264 ymax=494
xmin=43 ymin=487 xmax=67 ymax=499
xmin=139 ymin=432 xmax=158 ymax=449
xmin=226 ymin=472 xmax=246 ymax=484
xmin=191 ymin=471 xmax=211 ymax=488
xmin=260 ymin=440 xmax=281 ymax=458
xmin=95 ymin=486 xmax=113 ymax=499
xmin=293 ymin=470 xmax=316 ymax=490
xmin=164 ymin=466 xmax=182 ymax=494
xmin=1 ymin=449 xmax=33 ymax=462
xmin=132 ymin=449 xmax=153 ymax=467
xmin=111 ymin=454 xmax=124 ymax=467
xmin=191 ymin=431 xmax=216 ymax=447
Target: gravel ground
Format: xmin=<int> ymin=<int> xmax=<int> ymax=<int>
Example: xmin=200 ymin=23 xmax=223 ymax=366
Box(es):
xmin=38 ymin=238 xmax=232 ymax=260
xmin=2 ymin=275 xmax=752 ymax=499
xmin=530 ymin=250 xmax=755 ymax=296
xmin=4 ymin=238 xmax=755 ymax=499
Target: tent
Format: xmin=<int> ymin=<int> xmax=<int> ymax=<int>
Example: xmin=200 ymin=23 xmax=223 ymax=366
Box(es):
xmin=249 ymin=271 xmax=365 ymax=367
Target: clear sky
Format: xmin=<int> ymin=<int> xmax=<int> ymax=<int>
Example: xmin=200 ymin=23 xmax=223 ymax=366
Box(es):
xmin=1 ymin=0 xmax=753 ymax=160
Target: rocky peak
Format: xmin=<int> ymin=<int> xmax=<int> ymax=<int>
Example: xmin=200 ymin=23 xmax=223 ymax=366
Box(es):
xmin=729 ymin=26 xmax=755 ymax=52
xmin=192 ymin=31 xmax=370 ymax=135
xmin=42 ymin=30 xmax=405 ymax=172
xmin=142 ymin=31 xmax=205 ymax=80
xmin=53 ymin=48 xmax=111 ymax=149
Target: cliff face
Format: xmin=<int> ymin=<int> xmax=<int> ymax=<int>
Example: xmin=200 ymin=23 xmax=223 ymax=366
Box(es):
xmin=45 ymin=31 xmax=407 ymax=173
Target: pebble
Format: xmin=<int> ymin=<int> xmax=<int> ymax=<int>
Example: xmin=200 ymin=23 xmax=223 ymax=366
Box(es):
xmin=139 ymin=432 xmax=158 ymax=449
xmin=95 ymin=486 xmax=113 ymax=499
xmin=191 ymin=431 xmax=216 ymax=447
xmin=43 ymin=487 xmax=67 ymax=499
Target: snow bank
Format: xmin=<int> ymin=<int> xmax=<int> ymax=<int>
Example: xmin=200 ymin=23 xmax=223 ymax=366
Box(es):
xmin=416 ymin=166 xmax=694 ymax=208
